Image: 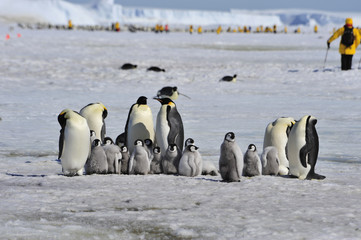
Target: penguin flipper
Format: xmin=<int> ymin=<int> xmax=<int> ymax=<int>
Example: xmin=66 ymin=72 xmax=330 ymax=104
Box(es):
xmin=299 ymin=145 xmax=309 ymax=168
xmin=58 ymin=129 xmax=64 ymax=159
xmin=167 ymin=106 xmax=184 ymax=151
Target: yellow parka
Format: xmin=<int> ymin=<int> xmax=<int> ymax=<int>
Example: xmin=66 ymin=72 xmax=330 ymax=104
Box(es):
xmin=328 ymin=26 xmax=360 ymax=55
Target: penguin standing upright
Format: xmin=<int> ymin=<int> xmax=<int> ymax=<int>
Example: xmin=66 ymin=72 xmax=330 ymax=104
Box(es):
xmin=162 ymin=144 xmax=181 ymax=174
xmin=85 ymin=139 xmax=108 ymax=175
xmin=261 ymin=146 xmax=279 ymax=175
xmin=243 ymin=144 xmax=262 ymax=177
xmin=263 ymin=117 xmax=295 ymax=175
xmin=219 ymin=132 xmax=243 ymax=182
xmin=128 ymin=139 xmax=150 ymax=175
xmin=80 ymin=102 xmax=108 ymax=142
xmin=178 ymin=145 xmax=203 ymax=177
xmin=58 ymin=109 xmax=90 ymax=176
xmin=150 ymin=146 xmax=162 ymax=174
xmin=120 ymin=146 xmax=130 ymax=174
xmin=287 ymin=115 xmax=325 ymax=180
xmin=102 ymin=137 xmax=121 ymax=174
xmin=125 ymin=96 xmax=155 ymax=154
xmin=155 ymin=97 xmax=184 ymax=155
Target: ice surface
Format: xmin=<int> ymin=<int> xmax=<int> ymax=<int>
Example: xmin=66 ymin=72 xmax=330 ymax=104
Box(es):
xmin=1 ymin=26 xmax=361 ymax=239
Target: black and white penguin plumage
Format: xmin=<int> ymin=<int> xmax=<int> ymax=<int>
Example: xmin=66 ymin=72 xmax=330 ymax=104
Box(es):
xmin=178 ymin=145 xmax=203 ymax=177
xmin=219 ymin=132 xmax=243 ymax=182
xmin=125 ymin=96 xmax=155 ymax=154
xmin=263 ymin=117 xmax=295 ymax=175
xmin=80 ymin=102 xmax=108 ymax=142
xmin=102 ymin=137 xmax=121 ymax=174
xmin=184 ymin=138 xmax=195 ymax=148
xmin=85 ymin=139 xmax=108 ymax=175
xmin=90 ymin=130 xmax=97 ymax=143
xmin=144 ymin=138 xmax=154 ymax=161
xmin=243 ymin=144 xmax=262 ymax=177
xmin=150 ymin=146 xmax=162 ymax=174
xmin=162 ymin=144 xmax=181 ymax=174
xmin=115 ymin=132 xmax=126 ymax=148
xmin=147 ymin=66 xmax=165 ymax=72
xmin=120 ymin=146 xmax=130 ymax=174
xmin=220 ymin=74 xmax=237 ymax=82
xmin=155 ymin=97 xmax=184 ymax=155
xmin=287 ymin=115 xmax=325 ymax=180
xmin=128 ymin=139 xmax=150 ymax=175
xmin=261 ymin=146 xmax=279 ymax=176
xmin=156 ymin=86 xmax=191 ymax=100
xmin=58 ymin=109 xmax=90 ymax=176
xmin=120 ymin=63 xmax=137 ymax=70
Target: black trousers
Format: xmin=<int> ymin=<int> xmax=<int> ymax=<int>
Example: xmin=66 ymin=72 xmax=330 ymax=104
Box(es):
xmin=341 ymin=54 xmax=353 ymax=70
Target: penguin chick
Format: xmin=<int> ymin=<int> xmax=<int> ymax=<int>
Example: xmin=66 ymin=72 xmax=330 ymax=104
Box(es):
xmin=128 ymin=139 xmax=150 ymax=175
xmin=58 ymin=109 xmax=90 ymax=176
xmin=184 ymin=138 xmax=195 ymax=148
xmin=202 ymin=161 xmax=219 ymax=176
xmin=120 ymin=146 xmax=130 ymax=174
xmin=219 ymin=132 xmax=243 ymax=182
xmin=261 ymin=146 xmax=280 ymax=176
xmin=162 ymin=144 xmax=181 ymax=174
xmin=85 ymin=139 xmax=108 ymax=175
xmin=102 ymin=137 xmax=121 ymax=174
xmin=243 ymin=144 xmax=262 ymax=177
xmin=80 ymin=102 xmax=108 ymax=142
xmin=150 ymin=146 xmax=162 ymax=174
xmin=178 ymin=145 xmax=203 ymax=177
xmin=144 ymin=138 xmax=154 ymax=161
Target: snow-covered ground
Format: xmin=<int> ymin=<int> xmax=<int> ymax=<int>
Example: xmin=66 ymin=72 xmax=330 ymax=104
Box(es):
xmin=1 ymin=26 xmax=361 ymax=239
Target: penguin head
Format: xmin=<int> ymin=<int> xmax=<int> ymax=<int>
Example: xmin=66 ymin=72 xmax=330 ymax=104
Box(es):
xmin=247 ymin=144 xmax=257 ymax=152
xmin=92 ymin=139 xmax=102 ymax=147
xmin=233 ymin=74 xmax=237 ymax=78
xmin=144 ymin=139 xmax=153 ymax=147
xmin=90 ymin=130 xmax=96 ymax=138
xmin=185 ymin=138 xmax=195 ymax=147
xmin=136 ymin=96 xmax=147 ymax=105
xmin=224 ymin=132 xmax=235 ymax=142
xmin=187 ymin=145 xmax=199 ymax=152
xmin=153 ymin=146 xmax=161 ymax=154
xmin=134 ymin=139 xmax=144 ymax=146
xmin=104 ymin=137 xmax=114 ymax=145
xmin=120 ymin=146 xmax=128 ymax=152
xmin=168 ymin=144 xmax=177 ymax=152
xmin=58 ymin=109 xmax=81 ymax=128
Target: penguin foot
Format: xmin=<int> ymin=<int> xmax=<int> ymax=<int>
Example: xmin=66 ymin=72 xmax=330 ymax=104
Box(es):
xmin=306 ymin=173 xmax=326 ymax=180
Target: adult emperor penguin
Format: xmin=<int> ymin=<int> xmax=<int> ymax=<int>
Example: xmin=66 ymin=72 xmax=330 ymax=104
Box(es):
xmin=287 ymin=115 xmax=325 ymax=180
xmin=162 ymin=144 xmax=181 ymax=174
xmin=220 ymin=74 xmax=237 ymax=82
xmin=102 ymin=137 xmax=121 ymax=174
xmin=261 ymin=146 xmax=279 ymax=175
xmin=156 ymin=86 xmax=191 ymax=100
xmin=85 ymin=139 xmax=108 ymax=175
xmin=219 ymin=132 xmax=243 ymax=182
xmin=128 ymin=139 xmax=150 ymax=175
xmin=155 ymin=97 xmax=184 ymax=155
xmin=178 ymin=145 xmax=203 ymax=177
xmin=263 ymin=117 xmax=295 ymax=175
xmin=80 ymin=102 xmax=108 ymax=142
xmin=125 ymin=96 xmax=155 ymax=154
xmin=243 ymin=144 xmax=262 ymax=177
xmin=150 ymin=146 xmax=162 ymax=174
xmin=58 ymin=109 xmax=90 ymax=176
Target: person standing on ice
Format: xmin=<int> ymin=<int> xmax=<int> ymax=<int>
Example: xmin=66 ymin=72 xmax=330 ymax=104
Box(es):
xmin=327 ymin=18 xmax=360 ymax=70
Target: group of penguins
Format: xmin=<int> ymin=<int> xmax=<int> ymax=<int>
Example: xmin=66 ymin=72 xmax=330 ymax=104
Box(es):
xmin=58 ymin=86 xmax=325 ymax=181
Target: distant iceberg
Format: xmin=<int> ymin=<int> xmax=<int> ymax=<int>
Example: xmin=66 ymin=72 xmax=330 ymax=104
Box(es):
xmin=0 ymin=0 xmax=360 ymax=28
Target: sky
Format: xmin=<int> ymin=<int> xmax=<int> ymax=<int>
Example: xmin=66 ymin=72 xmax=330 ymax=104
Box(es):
xmin=66 ymin=0 xmax=361 ymax=12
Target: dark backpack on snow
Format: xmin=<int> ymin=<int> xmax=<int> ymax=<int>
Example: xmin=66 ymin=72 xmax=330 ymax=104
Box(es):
xmin=341 ymin=26 xmax=355 ymax=47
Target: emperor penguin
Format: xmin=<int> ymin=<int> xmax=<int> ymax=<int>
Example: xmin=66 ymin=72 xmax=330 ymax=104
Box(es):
xmin=243 ymin=144 xmax=262 ymax=177
xmin=80 ymin=102 xmax=108 ymax=142
xmin=184 ymin=138 xmax=195 ymax=148
xmin=263 ymin=117 xmax=295 ymax=175
xmin=155 ymin=97 xmax=184 ymax=155
xmin=156 ymin=86 xmax=191 ymax=100
xmin=120 ymin=63 xmax=137 ymax=70
xmin=147 ymin=66 xmax=165 ymax=72
xmin=178 ymin=145 xmax=203 ymax=177
xmin=90 ymin=130 xmax=97 ymax=143
xmin=219 ymin=132 xmax=243 ymax=182
xmin=220 ymin=74 xmax=237 ymax=82
xmin=102 ymin=137 xmax=121 ymax=174
xmin=202 ymin=161 xmax=219 ymax=176
xmin=150 ymin=146 xmax=162 ymax=174
xmin=162 ymin=144 xmax=181 ymax=174
xmin=128 ymin=139 xmax=150 ymax=175
xmin=85 ymin=139 xmax=108 ymax=175
xmin=58 ymin=109 xmax=90 ymax=176
xmin=287 ymin=115 xmax=325 ymax=180
xmin=261 ymin=146 xmax=280 ymax=176
xmin=125 ymin=96 xmax=155 ymax=154
xmin=120 ymin=146 xmax=130 ymax=174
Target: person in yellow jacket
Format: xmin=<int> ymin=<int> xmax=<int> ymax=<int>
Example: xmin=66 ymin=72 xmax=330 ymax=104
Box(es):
xmin=327 ymin=18 xmax=361 ymax=70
